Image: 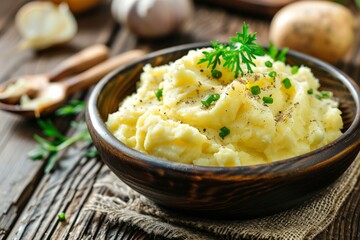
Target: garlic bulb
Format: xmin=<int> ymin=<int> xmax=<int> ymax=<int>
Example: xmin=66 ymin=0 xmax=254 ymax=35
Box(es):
xmin=111 ymin=0 xmax=194 ymax=38
xmin=16 ymin=1 xmax=77 ymax=50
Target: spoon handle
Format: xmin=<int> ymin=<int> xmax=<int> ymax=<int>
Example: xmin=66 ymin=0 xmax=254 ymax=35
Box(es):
xmin=47 ymin=44 xmax=109 ymax=82
xmin=64 ymin=49 xmax=145 ymax=95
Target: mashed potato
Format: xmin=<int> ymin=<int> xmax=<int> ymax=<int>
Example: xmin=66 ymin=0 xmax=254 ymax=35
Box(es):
xmin=106 ymin=49 xmax=343 ymax=166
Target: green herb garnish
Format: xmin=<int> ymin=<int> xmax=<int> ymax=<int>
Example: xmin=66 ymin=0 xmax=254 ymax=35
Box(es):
xmin=219 ymin=127 xmax=230 ymax=139
xmin=263 ymin=96 xmax=273 ymax=104
xmin=250 ymin=85 xmax=261 ymax=95
xmin=28 ymin=100 xmax=97 ymax=173
xmin=201 ymin=93 xmax=220 ymax=107
xmin=268 ymin=42 xmax=288 ymax=63
xmin=291 ymin=66 xmax=299 ymax=74
xmin=155 ymin=89 xmax=163 ymax=101
xmin=282 ymin=78 xmax=292 ymax=89
xmin=265 ymin=61 xmax=273 ymax=68
xmin=211 ymin=69 xmax=222 ymax=79
xmin=55 ymin=100 xmax=86 ymax=116
xmin=315 ymin=91 xmax=331 ymax=100
xmin=269 ymin=71 xmax=277 ymax=78
xmin=307 ymin=88 xmax=313 ymax=95
xmin=321 ymin=91 xmax=330 ymax=99
xmin=198 ymin=22 xmax=264 ymax=78
xmin=58 ymin=212 xmax=66 ymax=222
xmin=315 ymin=94 xmax=322 ymax=100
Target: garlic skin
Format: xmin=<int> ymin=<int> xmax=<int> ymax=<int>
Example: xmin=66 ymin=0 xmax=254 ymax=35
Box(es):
xmin=111 ymin=0 xmax=194 ymax=38
xmin=16 ymin=1 xmax=77 ymax=50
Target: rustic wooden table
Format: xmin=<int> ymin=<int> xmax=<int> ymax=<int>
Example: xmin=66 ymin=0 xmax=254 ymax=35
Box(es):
xmin=0 ymin=1 xmax=359 ymax=239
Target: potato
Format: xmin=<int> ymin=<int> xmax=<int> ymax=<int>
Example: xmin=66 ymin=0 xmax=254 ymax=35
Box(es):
xmin=46 ymin=0 xmax=102 ymax=13
xmin=269 ymin=1 xmax=357 ymax=63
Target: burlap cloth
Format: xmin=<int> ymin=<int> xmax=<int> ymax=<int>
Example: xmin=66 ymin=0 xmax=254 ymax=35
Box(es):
xmin=85 ymin=152 xmax=360 ymax=240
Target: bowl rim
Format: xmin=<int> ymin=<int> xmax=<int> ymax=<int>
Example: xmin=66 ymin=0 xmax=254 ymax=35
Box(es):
xmin=87 ymin=42 xmax=360 ymax=177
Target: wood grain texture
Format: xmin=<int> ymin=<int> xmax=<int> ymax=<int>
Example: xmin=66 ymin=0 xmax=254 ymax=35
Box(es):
xmin=0 ymin=2 xmax=359 ymax=240
xmin=0 ymin=2 xmax=114 ymax=239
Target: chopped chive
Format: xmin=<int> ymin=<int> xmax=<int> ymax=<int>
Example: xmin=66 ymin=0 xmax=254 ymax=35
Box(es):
xmin=201 ymin=93 xmax=220 ymax=107
xmin=282 ymin=78 xmax=292 ymax=89
xmin=265 ymin=61 xmax=273 ymax=68
xmin=321 ymin=91 xmax=330 ymax=98
xmin=155 ymin=89 xmax=163 ymax=101
xmin=250 ymin=85 xmax=261 ymax=95
xmin=263 ymin=96 xmax=273 ymax=104
xmin=58 ymin=212 xmax=66 ymax=222
xmin=315 ymin=94 xmax=322 ymax=100
xmin=211 ymin=69 xmax=222 ymax=79
xmin=307 ymin=88 xmax=313 ymax=95
xmin=219 ymin=127 xmax=230 ymax=139
xmin=212 ymin=93 xmax=220 ymax=101
xmin=268 ymin=71 xmax=277 ymax=78
xmin=291 ymin=66 xmax=299 ymax=74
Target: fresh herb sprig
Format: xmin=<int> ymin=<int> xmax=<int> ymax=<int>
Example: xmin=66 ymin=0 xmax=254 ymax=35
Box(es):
xmin=198 ymin=22 xmax=265 ymax=78
xmin=55 ymin=100 xmax=86 ymax=116
xmin=28 ymin=100 xmax=98 ymax=173
xmin=267 ymin=42 xmax=288 ymax=63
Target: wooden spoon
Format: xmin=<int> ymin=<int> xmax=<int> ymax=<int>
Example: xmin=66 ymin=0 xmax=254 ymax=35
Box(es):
xmin=0 ymin=49 xmax=145 ymax=118
xmin=0 ymin=44 xmax=109 ymax=104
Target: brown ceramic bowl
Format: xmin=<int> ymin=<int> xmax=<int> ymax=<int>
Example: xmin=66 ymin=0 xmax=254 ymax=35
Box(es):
xmin=86 ymin=43 xmax=360 ymax=219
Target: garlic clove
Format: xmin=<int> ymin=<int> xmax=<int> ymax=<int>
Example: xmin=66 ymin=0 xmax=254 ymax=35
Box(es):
xmin=128 ymin=0 xmax=178 ymax=37
xmin=55 ymin=4 xmax=78 ymax=42
xmin=15 ymin=1 xmax=77 ymax=50
xmin=111 ymin=0 xmax=136 ymax=24
xmin=111 ymin=0 xmax=194 ymax=38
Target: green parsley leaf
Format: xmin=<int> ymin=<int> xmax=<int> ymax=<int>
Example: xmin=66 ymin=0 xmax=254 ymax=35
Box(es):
xmin=268 ymin=42 xmax=288 ymax=63
xmin=37 ymin=119 xmax=67 ymax=141
xmin=198 ymin=22 xmax=264 ymax=78
xmin=28 ymin=101 xmax=96 ymax=173
xmin=56 ymin=100 xmax=86 ymax=116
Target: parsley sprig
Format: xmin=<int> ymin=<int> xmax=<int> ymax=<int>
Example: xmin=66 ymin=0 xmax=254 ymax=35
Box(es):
xmin=268 ymin=42 xmax=288 ymax=63
xmin=198 ymin=23 xmax=264 ymax=78
xmin=55 ymin=100 xmax=86 ymax=116
xmin=28 ymin=100 xmax=98 ymax=173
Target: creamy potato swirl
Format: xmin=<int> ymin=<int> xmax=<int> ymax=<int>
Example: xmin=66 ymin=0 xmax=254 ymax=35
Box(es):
xmin=106 ymin=49 xmax=343 ymax=166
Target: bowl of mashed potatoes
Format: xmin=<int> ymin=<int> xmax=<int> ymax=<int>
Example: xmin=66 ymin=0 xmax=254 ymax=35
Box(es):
xmin=86 ymin=42 xmax=360 ymax=218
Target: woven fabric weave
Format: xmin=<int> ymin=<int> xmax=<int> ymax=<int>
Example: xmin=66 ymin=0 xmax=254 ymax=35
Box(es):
xmin=85 ymin=153 xmax=360 ymax=240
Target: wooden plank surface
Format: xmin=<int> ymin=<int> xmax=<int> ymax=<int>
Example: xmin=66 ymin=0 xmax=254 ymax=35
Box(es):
xmin=0 ymin=2 xmax=359 ymax=240
xmin=0 ymin=1 xmax=115 ymax=239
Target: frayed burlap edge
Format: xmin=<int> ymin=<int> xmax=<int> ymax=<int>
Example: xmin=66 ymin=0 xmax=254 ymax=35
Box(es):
xmin=85 ymin=152 xmax=360 ymax=240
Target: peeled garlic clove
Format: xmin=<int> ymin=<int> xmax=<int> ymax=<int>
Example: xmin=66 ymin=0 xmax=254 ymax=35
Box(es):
xmin=111 ymin=0 xmax=194 ymax=38
xmin=16 ymin=1 xmax=77 ymax=50
xmin=111 ymin=0 xmax=136 ymax=24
